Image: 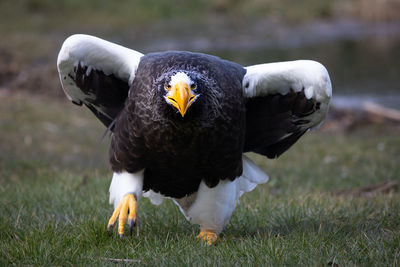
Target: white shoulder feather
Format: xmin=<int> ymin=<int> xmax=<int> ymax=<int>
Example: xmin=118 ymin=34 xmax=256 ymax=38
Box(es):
xmin=57 ymin=34 xmax=143 ymax=102
xmin=243 ymin=60 xmax=332 ymax=102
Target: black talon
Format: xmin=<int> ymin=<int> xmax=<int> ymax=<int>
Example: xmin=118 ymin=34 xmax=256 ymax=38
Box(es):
xmin=129 ymin=218 xmax=136 ymax=236
xmin=107 ymin=224 xmax=113 ymax=236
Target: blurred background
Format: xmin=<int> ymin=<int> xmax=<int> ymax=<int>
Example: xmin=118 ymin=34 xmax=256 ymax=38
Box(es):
xmin=0 ymin=0 xmax=400 ymax=107
xmin=1 ymin=1 xmax=400 ymax=264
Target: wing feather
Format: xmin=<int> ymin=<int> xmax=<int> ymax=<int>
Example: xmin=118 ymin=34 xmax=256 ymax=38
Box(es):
xmin=243 ymin=60 xmax=332 ymax=158
xmin=57 ymin=34 xmax=143 ymax=128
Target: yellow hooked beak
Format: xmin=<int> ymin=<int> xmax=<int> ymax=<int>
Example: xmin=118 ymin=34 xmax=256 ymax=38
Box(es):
xmin=165 ymin=81 xmax=198 ymax=117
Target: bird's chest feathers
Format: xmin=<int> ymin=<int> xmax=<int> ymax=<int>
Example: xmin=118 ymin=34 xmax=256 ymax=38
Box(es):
xmin=145 ymin=116 xmax=214 ymax=156
xmin=129 ymin=82 xmax=246 ymax=172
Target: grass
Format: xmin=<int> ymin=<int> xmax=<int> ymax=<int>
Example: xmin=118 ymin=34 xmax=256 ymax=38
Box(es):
xmin=1 ymin=92 xmax=399 ymax=266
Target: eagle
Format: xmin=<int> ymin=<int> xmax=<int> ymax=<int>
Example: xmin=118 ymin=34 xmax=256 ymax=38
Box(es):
xmin=57 ymin=34 xmax=331 ymax=245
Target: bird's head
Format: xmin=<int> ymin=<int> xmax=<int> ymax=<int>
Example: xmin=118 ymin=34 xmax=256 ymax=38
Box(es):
xmin=162 ymin=72 xmax=200 ymax=117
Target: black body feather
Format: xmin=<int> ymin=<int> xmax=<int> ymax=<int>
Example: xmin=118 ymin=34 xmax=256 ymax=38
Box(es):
xmin=109 ymin=52 xmax=246 ymax=197
xmin=68 ymin=51 xmax=321 ymax=198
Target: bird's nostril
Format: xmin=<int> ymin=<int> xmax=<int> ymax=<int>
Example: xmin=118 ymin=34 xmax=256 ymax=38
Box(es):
xmin=168 ymin=97 xmax=177 ymax=104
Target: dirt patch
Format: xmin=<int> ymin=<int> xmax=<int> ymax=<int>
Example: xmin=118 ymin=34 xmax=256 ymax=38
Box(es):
xmin=0 ymin=46 xmax=63 ymax=98
xmin=0 ymin=48 xmax=19 ymax=86
xmin=7 ymin=63 xmax=62 ymax=97
xmin=321 ymin=105 xmax=400 ymax=133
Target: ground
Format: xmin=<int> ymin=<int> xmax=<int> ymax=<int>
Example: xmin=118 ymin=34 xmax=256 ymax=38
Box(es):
xmin=0 ymin=92 xmax=399 ymax=265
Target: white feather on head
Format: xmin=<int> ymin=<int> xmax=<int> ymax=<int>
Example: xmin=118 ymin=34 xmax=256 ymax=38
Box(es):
xmin=169 ymin=72 xmax=193 ymax=87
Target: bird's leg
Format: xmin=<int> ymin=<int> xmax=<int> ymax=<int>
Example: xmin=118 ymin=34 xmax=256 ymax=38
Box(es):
xmin=197 ymin=229 xmax=218 ymax=246
xmin=107 ymin=171 xmax=143 ymax=238
xmin=107 ymin=193 xmax=139 ymax=238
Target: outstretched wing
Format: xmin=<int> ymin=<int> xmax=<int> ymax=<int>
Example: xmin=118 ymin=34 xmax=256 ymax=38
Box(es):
xmin=57 ymin=34 xmax=143 ymax=128
xmin=243 ymin=60 xmax=332 ymax=158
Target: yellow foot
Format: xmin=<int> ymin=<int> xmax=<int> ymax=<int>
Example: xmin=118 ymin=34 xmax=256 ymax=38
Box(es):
xmin=196 ymin=229 xmax=218 ymax=246
xmin=107 ymin=193 xmax=138 ymax=238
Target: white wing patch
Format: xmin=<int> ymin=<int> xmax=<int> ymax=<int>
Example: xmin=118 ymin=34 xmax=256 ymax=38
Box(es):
xmin=243 ymin=60 xmax=332 ymax=102
xmin=57 ymin=34 xmax=143 ymax=103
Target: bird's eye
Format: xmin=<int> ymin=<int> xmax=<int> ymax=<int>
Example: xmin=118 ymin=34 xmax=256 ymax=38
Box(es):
xmin=164 ymin=83 xmax=172 ymax=91
xmin=190 ymin=84 xmax=197 ymax=90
